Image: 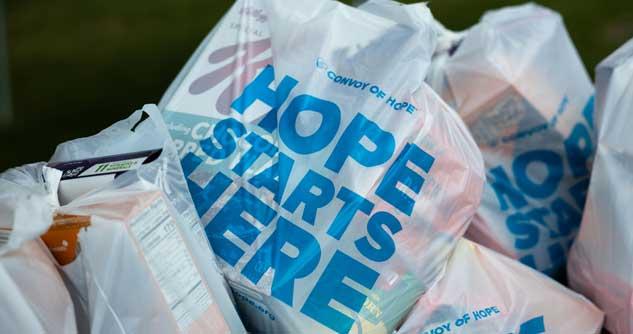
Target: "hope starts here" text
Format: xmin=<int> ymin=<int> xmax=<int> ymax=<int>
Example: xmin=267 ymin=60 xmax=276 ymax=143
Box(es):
xmin=180 ymin=65 xmax=436 ymax=333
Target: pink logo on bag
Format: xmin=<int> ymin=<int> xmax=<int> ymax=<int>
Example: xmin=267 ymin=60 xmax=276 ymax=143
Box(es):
xmin=189 ymin=38 xmax=272 ymax=115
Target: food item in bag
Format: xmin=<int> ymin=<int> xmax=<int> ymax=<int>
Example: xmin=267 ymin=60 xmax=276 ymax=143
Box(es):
xmin=0 ymin=164 xmax=78 ymax=334
xmin=161 ymin=0 xmax=485 ymax=333
xmin=49 ymin=149 xmax=162 ymax=206
xmin=426 ymin=4 xmax=596 ymax=277
xmin=567 ymin=37 xmax=633 ymax=334
xmin=48 ymin=105 xmax=245 ymax=334
xmin=397 ymin=239 xmax=603 ymax=334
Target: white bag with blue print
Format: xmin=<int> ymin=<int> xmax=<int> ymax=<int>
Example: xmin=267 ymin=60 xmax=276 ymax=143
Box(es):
xmin=397 ymin=239 xmax=603 ymax=334
xmin=426 ymin=3 xmax=595 ymax=278
xmin=160 ymin=0 xmax=485 ymax=333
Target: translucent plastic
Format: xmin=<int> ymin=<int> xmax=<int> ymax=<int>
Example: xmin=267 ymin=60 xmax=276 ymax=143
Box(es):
xmin=0 ymin=164 xmax=78 ymax=334
xmin=427 ymin=4 xmax=595 ymax=278
xmin=568 ymin=37 xmax=633 ymax=334
xmin=398 ymin=239 xmax=603 ymax=333
xmin=161 ymin=0 xmax=484 ymax=332
xmin=49 ymin=105 xmax=245 ymax=334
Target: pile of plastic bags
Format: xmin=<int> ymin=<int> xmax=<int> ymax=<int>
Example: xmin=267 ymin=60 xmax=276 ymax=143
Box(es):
xmin=2 ymin=0 xmax=632 ymax=333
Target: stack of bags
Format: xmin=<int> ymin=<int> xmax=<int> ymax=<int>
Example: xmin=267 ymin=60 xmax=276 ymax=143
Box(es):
xmin=1 ymin=107 xmax=246 ymax=334
xmin=4 ymin=0 xmax=633 ymax=333
xmin=158 ymin=0 xmax=604 ymax=332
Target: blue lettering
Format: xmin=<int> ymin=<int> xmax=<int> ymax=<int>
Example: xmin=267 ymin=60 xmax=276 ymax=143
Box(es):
xmin=506 ymin=208 xmax=545 ymax=250
xmin=231 ymin=65 xmax=298 ymax=133
xmin=248 ymin=152 xmax=295 ymax=203
xmin=325 ymin=113 xmax=395 ymax=173
xmin=200 ymin=118 xmax=246 ymax=159
xmin=355 ymin=211 xmax=402 ymax=262
xmin=490 ymin=166 xmax=528 ymax=211
xmin=301 ymin=251 xmax=379 ymax=333
xmin=282 ymin=170 xmax=335 ymax=225
xmin=279 ymin=94 xmax=341 ymax=155
xmin=513 ymin=150 xmax=563 ymax=199
xmin=242 ymin=217 xmax=321 ymax=307
xmin=207 ymin=188 xmax=277 ymax=265
xmin=232 ymin=132 xmax=278 ymax=176
xmin=582 ymin=96 xmax=595 ymax=130
xmin=375 ymin=143 xmax=434 ymax=216
xmin=327 ymin=187 xmax=374 ymax=240
xmin=519 ymin=316 xmax=545 ymax=334
xmin=564 ymin=123 xmax=593 ymax=178
xmin=181 ymin=153 xmax=233 ymax=217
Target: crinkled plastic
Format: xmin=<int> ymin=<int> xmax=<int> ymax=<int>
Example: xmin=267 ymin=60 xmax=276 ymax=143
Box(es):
xmin=567 ymin=37 xmax=633 ymax=334
xmin=426 ymin=3 xmax=596 ymax=277
xmin=0 ymin=164 xmax=61 ymax=255
xmin=48 ymin=105 xmax=245 ymax=334
xmin=397 ymin=239 xmax=603 ymax=333
xmin=0 ymin=163 xmax=78 ymax=334
xmin=160 ymin=0 xmax=484 ymax=333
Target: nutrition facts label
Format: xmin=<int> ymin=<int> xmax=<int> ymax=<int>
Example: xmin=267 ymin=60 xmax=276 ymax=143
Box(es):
xmin=181 ymin=207 xmax=209 ymax=250
xmin=129 ymin=195 xmax=212 ymax=331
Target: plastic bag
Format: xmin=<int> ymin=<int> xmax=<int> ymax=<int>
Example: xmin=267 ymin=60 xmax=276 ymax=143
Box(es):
xmin=426 ymin=4 xmax=595 ymax=277
xmin=398 ymin=239 xmax=603 ymax=334
xmin=0 ymin=163 xmax=78 ymax=334
xmin=48 ymin=105 xmax=245 ymax=334
xmin=160 ymin=0 xmax=484 ymax=333
xmin=567 ymin=37 xmax=633 ymax=334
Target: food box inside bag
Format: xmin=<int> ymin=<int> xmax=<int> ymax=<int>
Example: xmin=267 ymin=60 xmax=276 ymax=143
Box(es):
xmin=0 ymin=164 xmax=78 ymax=334
xmin=49 ymin=148 xmax=162 ymax=206
xmin=567 ymin=37 xmax=633 ymax=334
xmin=46 ymin=105 xmax=245 ymax=334
xmin=161 ymin=0 xmax=485 ymax=333
xmin=426 ymin=3 xmax=596 ymax=278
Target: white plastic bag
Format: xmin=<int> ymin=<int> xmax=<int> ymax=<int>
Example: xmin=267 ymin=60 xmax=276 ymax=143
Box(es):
xmin=48 ymin=105 xmax=245 ymax=334
xmin=0 ymin=163 xmax=78 ymax=334
xmin=426 ymin=4 xmax=595 ymax=277
xmin=398 ymin=239 xmax=603 ymax=334
xmin=567 ymin=37 xmax=633 ymax=334
xmin=161 ymin=0 xmax=485 ymax=333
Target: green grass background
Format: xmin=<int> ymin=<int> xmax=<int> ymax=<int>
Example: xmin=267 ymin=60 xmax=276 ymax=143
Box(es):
xmin=1 ymin=0 xmax=632 ymax=170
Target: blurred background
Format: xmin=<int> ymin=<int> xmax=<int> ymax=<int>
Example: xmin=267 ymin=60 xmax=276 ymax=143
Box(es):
xmin=1 ymin=0 xmax=632 ymax=170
